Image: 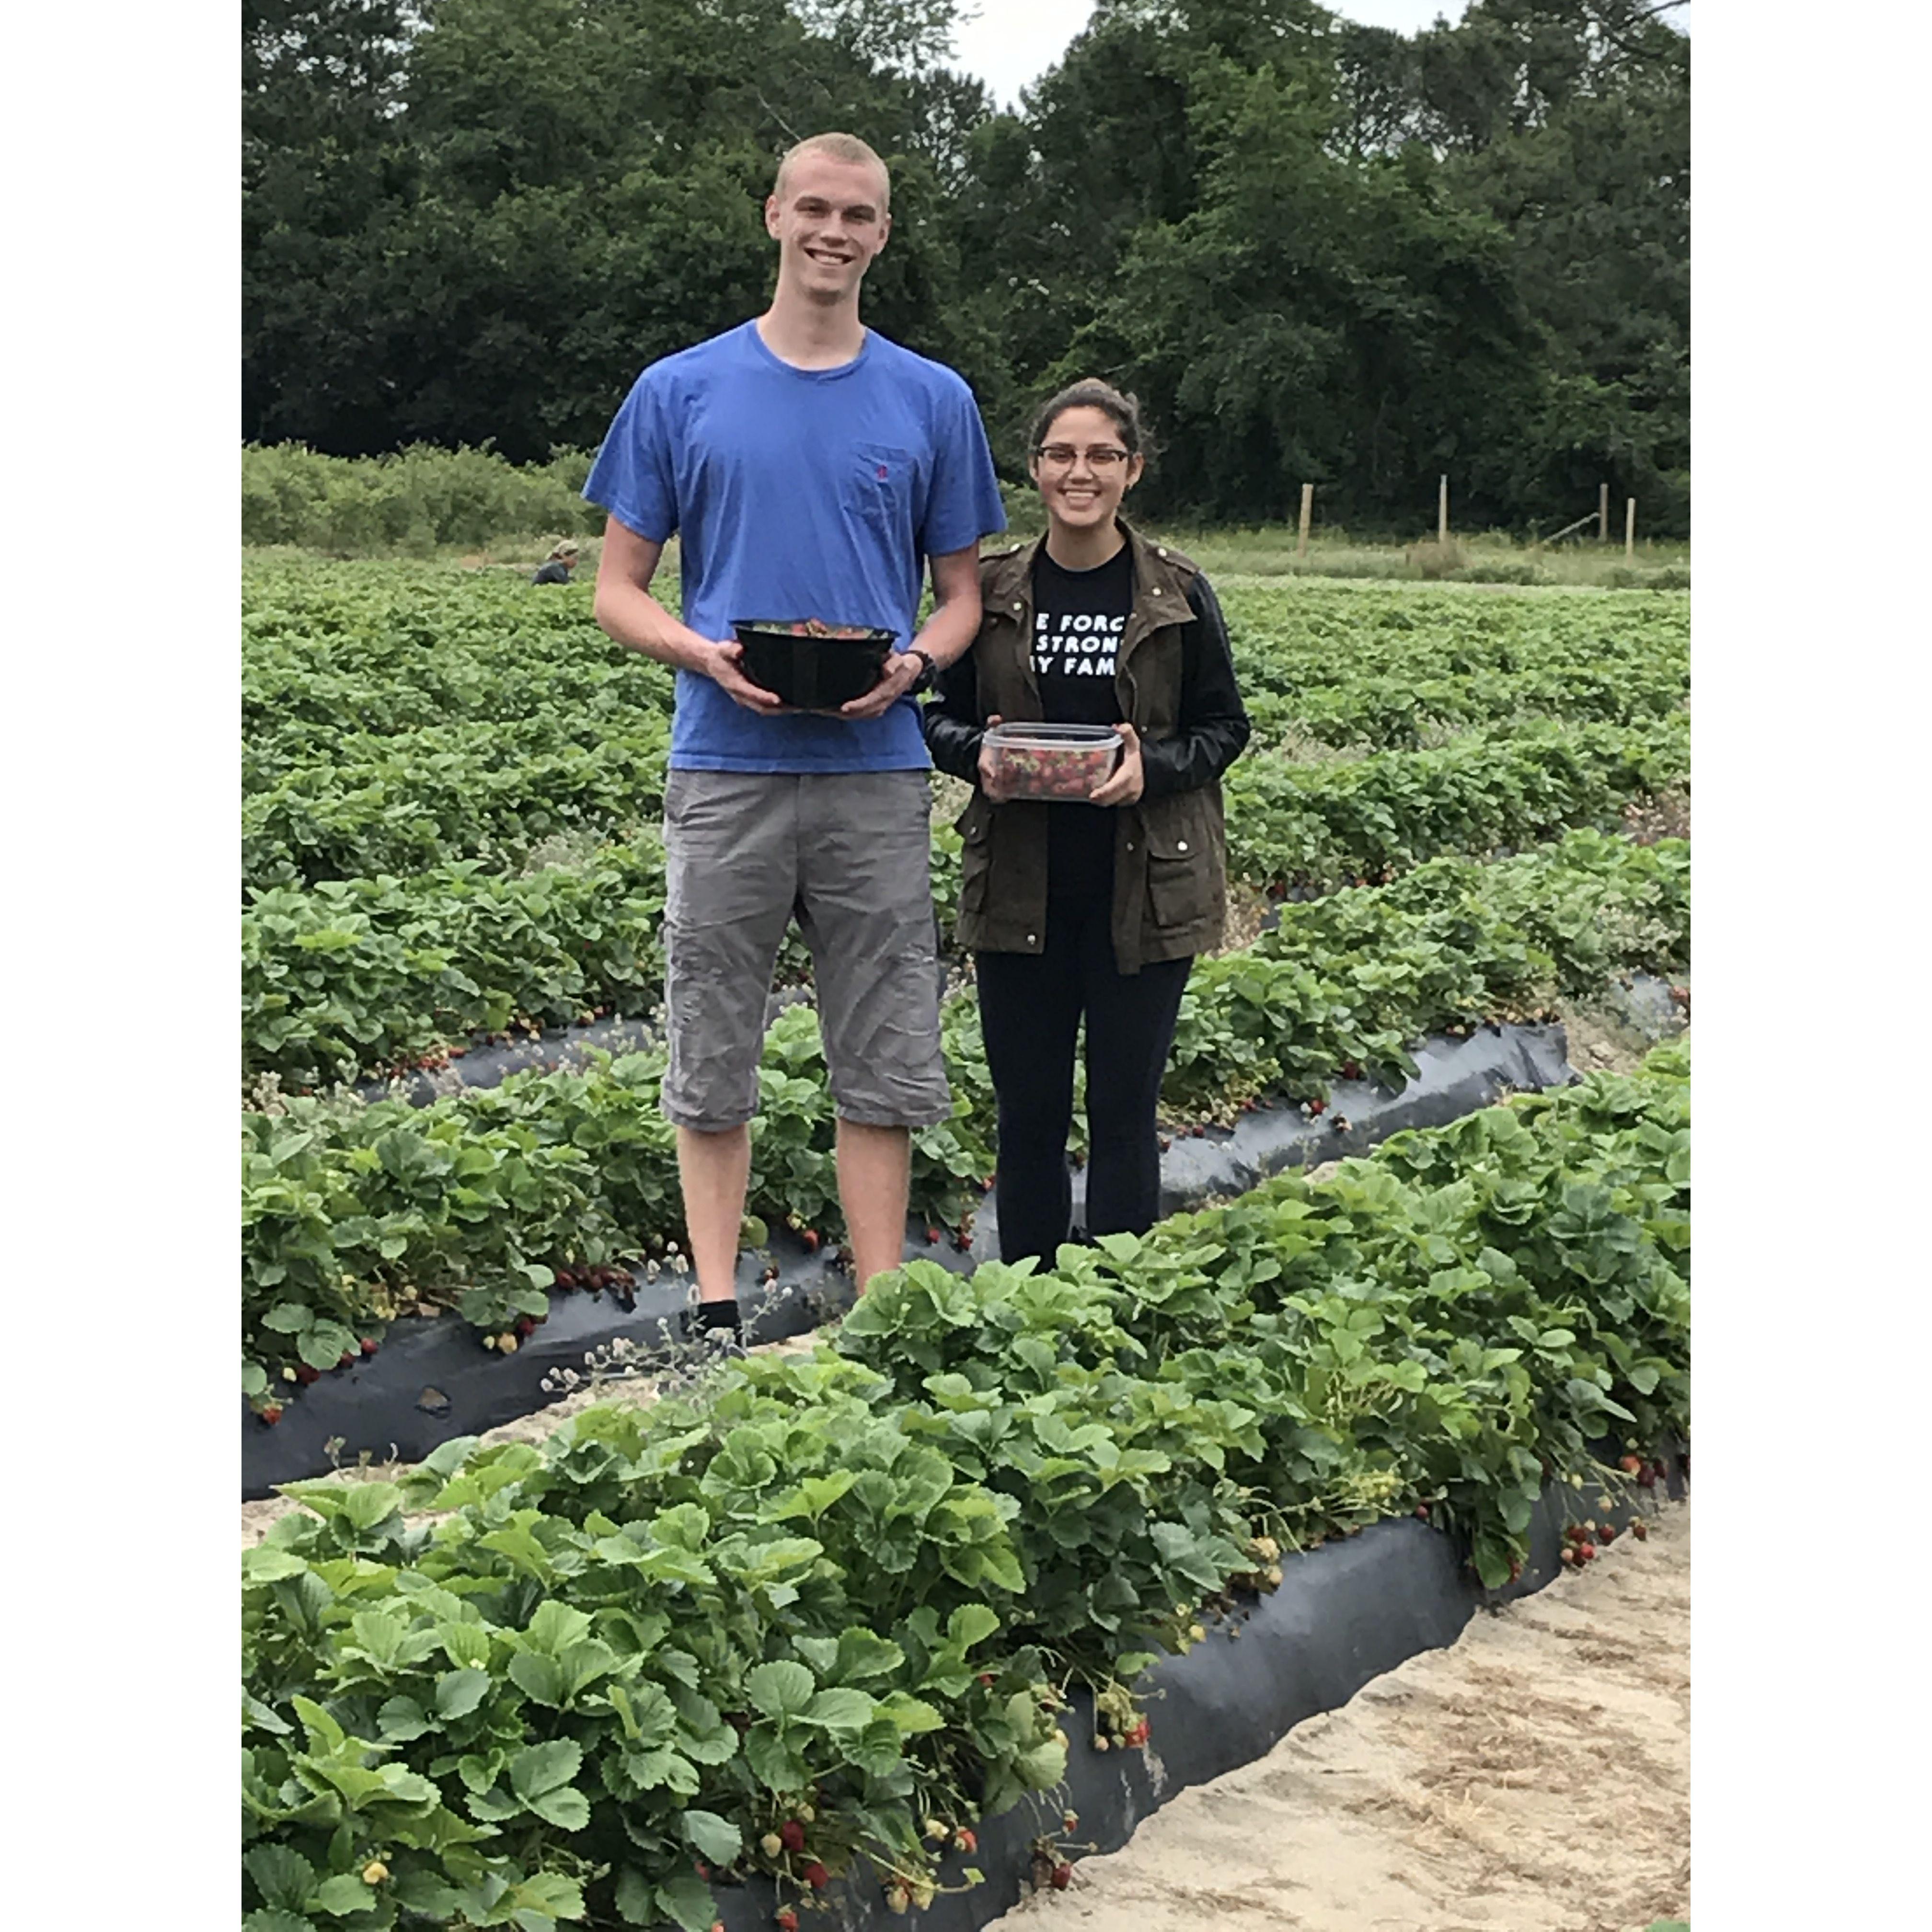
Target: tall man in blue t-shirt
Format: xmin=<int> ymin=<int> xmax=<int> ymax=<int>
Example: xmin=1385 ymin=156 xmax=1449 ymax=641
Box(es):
xmin=585 ymin=131 xmax=1006 ymax=1341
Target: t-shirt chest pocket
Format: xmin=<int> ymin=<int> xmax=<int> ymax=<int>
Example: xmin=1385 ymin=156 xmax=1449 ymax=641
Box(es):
xmin=843 ymin=442 xmax=919 ymax=529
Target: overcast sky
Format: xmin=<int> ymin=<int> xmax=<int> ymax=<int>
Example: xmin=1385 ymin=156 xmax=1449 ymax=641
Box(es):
xmin=952 ymin=2 xmax=1689 ymax=112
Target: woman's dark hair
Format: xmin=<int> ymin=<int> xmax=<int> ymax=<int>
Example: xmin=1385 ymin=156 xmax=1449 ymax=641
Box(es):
xmin=1028 ymin=379 xmax=1151 ymax=460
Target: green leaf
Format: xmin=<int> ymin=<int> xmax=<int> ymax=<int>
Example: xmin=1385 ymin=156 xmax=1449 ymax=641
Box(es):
xmin=744 ymin=1723 xmax=810 ymax=1792
xmin=243 ymin=1913 xmax=312 ymax=1932
xmin=793 ymin=1635 xmax=840 ymax=1675
xmin=877 ymin=1692 xmax=944 ymax=1734
xmin=439 ymin=1621 xmax=493 ymax=1670
xmin=744 ymin=1658 xmax=815 ymax=1719
xmin=309 ymin=1871 xmax=382 ymax=1914
xmin=946 ymin=1603 xmax=1001 ymax=1651
xmin=508 ymin=1651 xmax=567 ymax=1706
xmin=613 ymin=1868 xmax=656 ymax=1925
xmin=341 ymin=1482 xmax=404 ymax=1530
xmin=525 ymin=1599 xmax=595 ymax=1655
xmin=243 ymin=1546 xmax=310 ymax=1584
xmin=655 ymin=1869 xmax=720 ymax=1932
xmin=244 ymin=1845 xmax=316 ymax=1912
xmin=508 ymin=1871 xmax=587 ymax=1924
xmin=435 ymin=1668 xmax=491 ymax=1720
xmin=833 ymin=1627 xmax=905 ymax=1681
xmin=510 ymin=1738 xmax=583 ymax=1800
xmin=802 ymin=1687 xmax=877 ymax=1731
xmin=528 ymin=1784 xmax=591 ymax=1829
xmin=680 ymin=1808 xmax=742 ymax=1864
xmin=846 ymin=1716 xmax=906 ymax=1777
xmin=377 ymin=1694 xmax=431 ymax=1740
xmin=244 ymin=1690 xmax=293 ymax=1736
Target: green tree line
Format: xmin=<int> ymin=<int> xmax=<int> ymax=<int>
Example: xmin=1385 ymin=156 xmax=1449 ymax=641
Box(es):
xmin=244 ymin=0 xmax=1689 ymax=534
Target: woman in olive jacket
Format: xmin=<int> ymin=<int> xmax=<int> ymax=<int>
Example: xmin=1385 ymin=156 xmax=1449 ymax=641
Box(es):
xmin=924 ymin=379 xmax=1251 ymax=1265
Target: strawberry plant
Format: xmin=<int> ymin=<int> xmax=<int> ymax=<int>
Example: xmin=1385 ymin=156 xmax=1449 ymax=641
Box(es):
xmin=241 ymin=831 xmax=1689 ymax=1392
xmin=243 ymin=1045 xmax=1689 ymax=1925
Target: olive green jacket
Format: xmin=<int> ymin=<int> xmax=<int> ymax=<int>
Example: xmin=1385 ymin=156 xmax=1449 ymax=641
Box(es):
xmin=923 ymin=521 xmax=1250 ymax=972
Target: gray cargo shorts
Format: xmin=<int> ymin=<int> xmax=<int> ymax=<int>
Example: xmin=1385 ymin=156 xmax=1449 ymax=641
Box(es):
xmin=659 ymin=768 xmax=951 ymax=1133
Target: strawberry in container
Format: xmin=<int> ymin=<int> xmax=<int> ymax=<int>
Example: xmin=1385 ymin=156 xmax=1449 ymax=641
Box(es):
xmin=981 ymin=722 xmax=1123 ymax=802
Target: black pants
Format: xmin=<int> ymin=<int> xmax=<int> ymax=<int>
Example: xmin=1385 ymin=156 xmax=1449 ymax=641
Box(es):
xmin=976 ymin=895 xmax=1192 ymax=1266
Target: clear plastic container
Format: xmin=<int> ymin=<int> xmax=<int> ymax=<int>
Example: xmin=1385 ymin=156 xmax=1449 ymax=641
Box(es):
xmin=982 ymin=721 xmax=1122 ymax=802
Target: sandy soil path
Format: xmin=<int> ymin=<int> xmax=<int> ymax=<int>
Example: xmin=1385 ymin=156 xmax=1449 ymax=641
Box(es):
xmin=993 ymin=1499 xmax=1690 ymax=1932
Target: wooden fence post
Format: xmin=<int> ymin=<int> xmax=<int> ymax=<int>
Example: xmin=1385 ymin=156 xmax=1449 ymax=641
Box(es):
xmin=1297 ymin=483 xmax=1313 ymax=559
xmin=1438 ymin=475 xmax=1449 ymax=545
xmin=1599 ymin=483 xmax=1610 ymax=543
xmin=1625 ymin=498 xmax=1637 ymax=560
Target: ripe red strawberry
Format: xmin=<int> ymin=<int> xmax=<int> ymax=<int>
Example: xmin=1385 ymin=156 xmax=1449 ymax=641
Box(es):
xmin=977 ymin=1671 xmax=995 ymax=1686
xmin=1414 ymin=1504 xmax=1429 ymax=1520
xmin=802 ymin=1862 xmax=828 ymax=1890
xmin=1596 ymin=1523 xmax=1615 ymax=1545
xmin=1308 ymin=1098 xmax=1325 ymax=1116
xmin=694 ymin=1861 xmax=710 ymax=1880
xmin=1619 ymin=1454 xmax=1643 ymax=1475
xmin=260 ymin=1403 xmax=283 ymax=1426
xmin=360 ymin=1337 xmax=379 ymax=1357
xmin=954 ymin=1828 xmax=977 ymax=1855
xmin=1051 ymin=1862 xmax=1072 ymax=1891
xmin=1578 ymin=1541 xmax=1597 ymax=1562
xmin=925 ymin=1226 xmax=941 ymax=1244
xmin=296 ymin=1363 xmax=320 ymax=1384
xmin=801 ymin=1229 xmax=820 ymax=1254
xmin=776 ymin=1911 xmax=800 ymax=1932
xmin=516 ymin=1315 xmax=537 ymax=1338
xmin=1508 ymin=1558 xmax=1523 ymax=1582
xmin=1631 ymin=1519 xmax=1649 ymax=1541
xmin=780 ymin=1819 xmax=806 ymax=1853
xmin=338 ymin=1351 xmax=355 ymax=1369
xmin=1341 ymin=1060 xmax=1362 ymax=1080
xmin=554 ymin=1267 xmax=573 ymax=1288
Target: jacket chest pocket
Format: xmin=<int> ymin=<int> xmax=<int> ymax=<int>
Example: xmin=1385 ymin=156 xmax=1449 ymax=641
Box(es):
xmin=1140 ymin=798 xmax=1215 ymax=929
xmin=842 ymin=442 xmax=917 ymax=532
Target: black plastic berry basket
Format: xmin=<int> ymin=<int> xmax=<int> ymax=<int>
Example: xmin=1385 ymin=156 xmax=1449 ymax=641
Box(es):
xmin=733 ymin=621 xmax=897 ymax=712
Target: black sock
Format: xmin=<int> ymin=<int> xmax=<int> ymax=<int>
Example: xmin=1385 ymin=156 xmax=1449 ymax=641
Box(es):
xmin=689 ymin=1299 xmax=743 ymax=1339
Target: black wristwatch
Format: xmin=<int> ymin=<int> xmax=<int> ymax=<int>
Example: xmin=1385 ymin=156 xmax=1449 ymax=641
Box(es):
xmin=907 ymin=648 xmax=938 ymax=694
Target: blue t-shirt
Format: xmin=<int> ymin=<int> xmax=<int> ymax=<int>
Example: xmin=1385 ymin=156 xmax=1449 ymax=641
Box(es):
xmin=584 ymin=322 xmax=1007 ymax=772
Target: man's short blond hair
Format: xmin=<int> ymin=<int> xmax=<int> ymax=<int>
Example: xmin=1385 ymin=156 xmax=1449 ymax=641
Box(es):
xmin=773 ymin=132 xmax=890 ymax=210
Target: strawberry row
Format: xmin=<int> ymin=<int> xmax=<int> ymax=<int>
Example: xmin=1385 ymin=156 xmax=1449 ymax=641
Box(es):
xmin=242 ymin=565 xmax=1681 ymax=763
xmin=242 ymin=561 xmax=660 ymax=749
xmin=1242 ymin=657 xmax=1685 ymax=752
xmin=1216 ymin=582 xmax=1688 ymax=690
xmin=243 ymin=711 xmax=1684 ymax=1091
xmin=242 ymin=829 xmax=1688 ymax=1392
xmin=243 ymin=720 xmax=674 ymax=894
xmin=244 ymin=841 xmax=667 ymax=1095
xmin=1221 ymin=712 xmax=1687 ymax=893
xmin=242 ymin=1047 xmax=1689 ymax=1931
xmin=243 ymin=691 xmax=1676 ymax=904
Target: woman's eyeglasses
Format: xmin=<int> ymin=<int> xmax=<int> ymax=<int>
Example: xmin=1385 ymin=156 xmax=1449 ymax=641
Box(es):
xmin=1032 ymin=444 xmax=1132 ymax=471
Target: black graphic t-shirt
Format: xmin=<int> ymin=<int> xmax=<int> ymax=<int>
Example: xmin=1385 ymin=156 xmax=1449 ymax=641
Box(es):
xmin=1032 ymin=545 xmax=1132 ymax=900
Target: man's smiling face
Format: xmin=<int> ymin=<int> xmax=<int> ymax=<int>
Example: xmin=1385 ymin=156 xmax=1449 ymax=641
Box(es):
xmin=765 ymin=151 xmax=891 ymax=305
